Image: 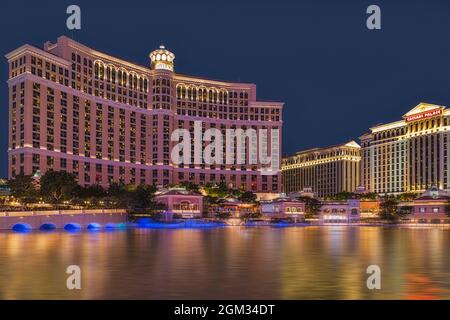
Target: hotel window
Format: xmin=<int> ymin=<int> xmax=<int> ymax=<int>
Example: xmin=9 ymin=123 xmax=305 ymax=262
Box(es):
xmin=432 ymin=207 xmax=440 ymax=213
xmin=60 ymin=158 xmax=67 ymax=169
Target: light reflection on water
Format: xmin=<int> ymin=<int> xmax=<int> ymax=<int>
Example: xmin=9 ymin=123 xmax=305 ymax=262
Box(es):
xmin=0 ymin=226 xmax=449 ymax=299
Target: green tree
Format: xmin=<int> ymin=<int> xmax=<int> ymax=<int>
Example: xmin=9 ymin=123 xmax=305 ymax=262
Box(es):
xmin=398 ymin=205 xmax=413 ymax=216
xmin=178 ymin=181 xmax=199 ymax=193
xmin=397 ymin=193 xmax=417 ymax=201
xmin=107 ymin=182 xmax=132 ymax=207
xmin=40 ymin=171 xmax=78 ymax=204
xmin=74 ymin=184 xmax=106 ymax=199
xmin=238 ymin=191 xmax=257 ymax=203
xmin=203 ymin=182 xmax=230 ymax=199
xmin=329 ymin=192 xmax=355 ymax=201
xmin=297 ymin=196 xmax=322 ymax=219
xmin=379 ymin=194 xmax=399 ymax=221
xmin=8 ymin=175 xmax=39 ymax=204
xmin=132 ymin=184 xmax=157 ymax=209
xmin=359 ymin=192 xmax=378 ymax=200
xmin=108 ymin=182 xmax=125 ymax=198
xmin=110 ymin=184 xmax=163 ymax=213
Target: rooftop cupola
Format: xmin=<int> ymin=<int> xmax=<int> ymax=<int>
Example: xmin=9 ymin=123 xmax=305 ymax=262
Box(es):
xmin=149 ymin=45 xmax=175 ymax=71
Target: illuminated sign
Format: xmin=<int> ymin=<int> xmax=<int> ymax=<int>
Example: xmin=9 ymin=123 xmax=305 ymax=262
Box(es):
xmin=405 ymin=108 xmax=442 ymax=122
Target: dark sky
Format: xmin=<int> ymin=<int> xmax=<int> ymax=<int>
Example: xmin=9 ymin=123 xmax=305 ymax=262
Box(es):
xmin=1 ymin=0 xmax=450 ymax=178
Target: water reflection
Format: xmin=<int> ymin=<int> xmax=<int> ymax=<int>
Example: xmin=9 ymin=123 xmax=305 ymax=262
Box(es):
xmin=0 ymin=227 xmax=449 ymax=299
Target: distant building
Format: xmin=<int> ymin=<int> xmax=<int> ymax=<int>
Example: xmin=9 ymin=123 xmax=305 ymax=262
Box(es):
xmin=208 ymin=198 xmax=259 ymax=218
xmin=282 ymin=141 xmax=361 ymax=198
xmin=410 ymin=186 xmax=450 ymax=223
xmin=360 ymin=103 xmax=450 ymax=195
xmin=319 ymin=199 xmax=360 ymax=223
xmin=359 ymin=199 xmax=381 ymax=218
xmin=288 ymin=187 xmax=316 ymax=199
xmin=155 ymin=188 xmax=203 ymax=219
xmin=260 ymin=196 xmax=305 ymax=220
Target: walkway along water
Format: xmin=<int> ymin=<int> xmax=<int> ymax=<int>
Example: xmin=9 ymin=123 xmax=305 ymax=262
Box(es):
xmin=0 ymin=209 xmax=127 ymax=231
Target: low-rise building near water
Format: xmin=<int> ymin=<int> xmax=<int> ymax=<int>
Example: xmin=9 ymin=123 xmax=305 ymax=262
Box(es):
xmin=208 ymin=198 xmax=259 ymax=218
xmin=409 ymin=187 xmax=450 ymax=223
xmin=260 ymin=195 xmax=305 ymax=221
xmin=319 ymin=199 xmax=360 ymax=224
xmin=155 ymin=188 xmax=203 ymax=219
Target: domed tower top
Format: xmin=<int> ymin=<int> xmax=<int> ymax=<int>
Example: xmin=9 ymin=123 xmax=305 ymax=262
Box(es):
xmin=149 ymin=45 xmax=175 ymax=71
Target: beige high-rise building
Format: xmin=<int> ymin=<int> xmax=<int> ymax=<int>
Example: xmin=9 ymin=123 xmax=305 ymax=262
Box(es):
xmin=360 ymin=103 xmax=450 ymax=194
xmin=282 ymin=141 xmax=361 ymax=198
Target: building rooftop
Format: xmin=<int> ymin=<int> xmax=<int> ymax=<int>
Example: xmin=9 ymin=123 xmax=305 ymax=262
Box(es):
xmin=155 ymin=188 xmax=202 ymax=197
xmin=417 ymin=186 xmax=450 ymax=200
xmin=284 ymin=140 xmax=360 ymax=158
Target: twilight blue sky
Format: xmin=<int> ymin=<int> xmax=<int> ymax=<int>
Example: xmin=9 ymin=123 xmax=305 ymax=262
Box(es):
xmin=1 ymin=0 xmax=450 ymax=178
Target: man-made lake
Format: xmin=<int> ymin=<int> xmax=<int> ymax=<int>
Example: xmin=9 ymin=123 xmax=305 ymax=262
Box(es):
xmin=0 ymin=226 xmax=449 ymax=299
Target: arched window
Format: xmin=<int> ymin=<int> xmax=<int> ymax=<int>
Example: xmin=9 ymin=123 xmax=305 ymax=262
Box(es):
xmin=143 ymin=78 xmax=148 ymax=92
xmin=118 ymin=70 xmax=122 ymax=85
xmin=106 ymin=66 xmax=111 ymax=82
xmin=129 ymin=73 xmax=133 ymax=88
xmin=208 ymin=89 xmax=213 ymax=103
xmin=99 ymin=63 xmax=104 ymax=79
xmin=122 ymin=71 xmax=127 ymax=86
xmin=94 ymin=62 xmax=99 ymax=78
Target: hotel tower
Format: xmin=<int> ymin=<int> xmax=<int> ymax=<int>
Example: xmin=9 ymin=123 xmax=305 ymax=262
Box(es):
xmin=5 ymin=36 xmax=283 ymax=192
xmin=282 ymin=141 xmax=361 ymax=198
xmin=360 ymin=103 xmax=450 ymax=194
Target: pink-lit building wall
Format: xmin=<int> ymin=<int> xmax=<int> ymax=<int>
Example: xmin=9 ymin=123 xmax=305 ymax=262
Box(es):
xmin=5 ymin=36 xmax=283 ymax=192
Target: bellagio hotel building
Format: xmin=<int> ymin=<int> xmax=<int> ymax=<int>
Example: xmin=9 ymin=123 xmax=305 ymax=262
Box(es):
xmin=5 ymin=36 xmax=283 ymax=192
xmin=360 ymin=103 xmax=450 ymax=194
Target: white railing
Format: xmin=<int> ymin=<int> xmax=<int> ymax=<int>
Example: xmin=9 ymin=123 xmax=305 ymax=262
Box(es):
xmin=0 ymin=209 xmax=126 ymax=217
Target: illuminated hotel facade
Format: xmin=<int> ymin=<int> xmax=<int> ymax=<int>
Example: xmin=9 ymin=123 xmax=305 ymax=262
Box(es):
xmin=5 ymin=36 xmax=283 ymax=192
xmin=360 ymin=103 xmax=450 ymax=194
xmin=282 ymin=141 xmax=361 ymax=198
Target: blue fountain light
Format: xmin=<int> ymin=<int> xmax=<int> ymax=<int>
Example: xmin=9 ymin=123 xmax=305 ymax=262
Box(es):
xmin=105 ymin=223 xmax=117 ymax=230
xmin=12 ymin=223 xmax=32 ymax=232
xmin=40 ymin=223 xmax=56 ymax=231
xmin=87 ymin=223 xmax=102 ymax=230
xmin=64 ymin=223 xmax=81 ymax=232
